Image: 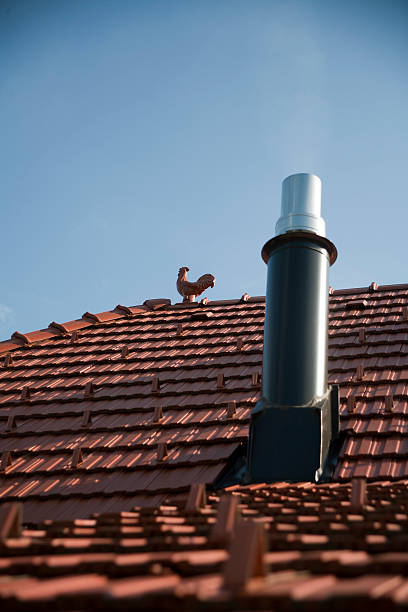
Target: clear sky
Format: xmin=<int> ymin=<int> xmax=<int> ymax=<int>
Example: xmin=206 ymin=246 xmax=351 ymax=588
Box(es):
xmin=1 ymin=0 xmax=408 ymax=340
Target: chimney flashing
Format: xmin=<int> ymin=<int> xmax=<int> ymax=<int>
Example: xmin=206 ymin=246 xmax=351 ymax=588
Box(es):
xmin=262 ymin=230 xmax=337 ymax=266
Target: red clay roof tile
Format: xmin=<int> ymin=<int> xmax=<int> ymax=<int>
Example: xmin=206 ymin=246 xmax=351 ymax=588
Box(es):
xmin=2 ymin=479 xmax=408 ymax=607
xmin=0 ymin=283 xmax=408 ymax=532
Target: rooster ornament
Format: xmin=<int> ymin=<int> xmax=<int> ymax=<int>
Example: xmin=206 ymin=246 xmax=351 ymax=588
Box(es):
xmin=177 ymin=267 xmax=215 ymax=302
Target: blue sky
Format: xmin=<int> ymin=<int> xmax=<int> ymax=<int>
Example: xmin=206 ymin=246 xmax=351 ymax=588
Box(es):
xmin=1 ymin=0 xmax=408 ymax=339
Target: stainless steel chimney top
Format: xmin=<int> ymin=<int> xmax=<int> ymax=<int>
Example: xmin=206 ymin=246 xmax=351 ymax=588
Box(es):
xmin=275 ymin=173 xmax=326 ymax=237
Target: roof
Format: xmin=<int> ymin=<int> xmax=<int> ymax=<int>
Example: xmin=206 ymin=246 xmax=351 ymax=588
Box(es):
xmin=0 ymin=479 xmax=408 ymax=609
xmin=0 ymin=282 xmax=408 ymax=608
xmin=0 ymin=283 xmax=408 ymax=523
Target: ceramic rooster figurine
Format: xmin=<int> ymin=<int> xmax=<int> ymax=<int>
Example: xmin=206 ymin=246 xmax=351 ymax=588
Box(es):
xmin=177 ymin=267 xmax=215 ymax=302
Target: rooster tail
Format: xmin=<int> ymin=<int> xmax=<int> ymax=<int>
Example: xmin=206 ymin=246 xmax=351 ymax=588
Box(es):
xmin=196 ymin=274 xmax=215 ymax=292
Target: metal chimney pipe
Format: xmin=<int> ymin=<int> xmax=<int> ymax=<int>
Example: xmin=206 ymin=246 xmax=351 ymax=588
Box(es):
xmin=246 ymin=173 xmax=339 ymax=484
xmin=263 ymin=174 xmax=333 ymax=406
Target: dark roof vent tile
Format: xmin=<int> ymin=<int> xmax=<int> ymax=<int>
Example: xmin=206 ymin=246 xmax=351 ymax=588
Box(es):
xmin=121 ymin=346 xmax=129 ymax=359
xmin=21 ymin=387 xmax=31 ymax=401
xmin=226 ymin=401 xmax=236 ymax=419
xmin=84 ymin=381 xmax=96 ymax=399
xmin=176 ymin=323 xmax=184 ymax=336
xmin=1 ymin=451 xmax=12 ymax=473
xmin=358 ymin=329 xmax=366 ymax=344
xmin=190 ymin=311 xmax=213 ymax=321
xmin=70 ymin=331 xmax=79 ymax=344
xmin=71 ymin=448 xmax=83 ymax=469
xmin=355 ymin=365 xmax=365 ymax=381
xmin=152 ymin=377 xmax=160 ymax=394
xmin=347 ymin=396 xmax=356 ymax=414
xmin=236 ymin=338 xmax=244 ymax=352
xmin=157 ymin=442 xmax=168 ymax=462
xmin=152 ymin=406 xmax=163 ymax=424
xmin=3 ymin=354 xmax=14 ymax=367
xmin=346 ymin=300 xmax=368 ymax=311
xmin=385 ymin=395 xmax=394 ymax=413
xmin=217 ymin=373 xmax=225 ymax=390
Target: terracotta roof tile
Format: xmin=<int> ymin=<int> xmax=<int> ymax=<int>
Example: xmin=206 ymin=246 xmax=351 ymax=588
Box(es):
xmin=0 ymin=282 xmax=408 ymax=529
xmin=0 ymin=480 xmax=408 ymax=608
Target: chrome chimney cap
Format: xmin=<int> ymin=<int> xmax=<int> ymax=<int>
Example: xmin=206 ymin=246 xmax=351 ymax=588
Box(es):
xmin=275 ymin=173 xmax=326 ymax=237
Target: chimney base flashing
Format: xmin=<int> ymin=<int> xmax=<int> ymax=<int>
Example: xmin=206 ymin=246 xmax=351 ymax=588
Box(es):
xmin=245 ymin=386 xmax=340 ymax=484
xmin=262 ymin=231 xmax=337 ymax=266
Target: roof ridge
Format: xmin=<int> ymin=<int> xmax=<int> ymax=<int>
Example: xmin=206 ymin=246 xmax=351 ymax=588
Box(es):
xmin=332 ymin=281 xmax=408 ymax=295
xmin=0 ymin=304 xmax=152 ymax=356
xmin=1 ymin=282 xmax=407 ymax=356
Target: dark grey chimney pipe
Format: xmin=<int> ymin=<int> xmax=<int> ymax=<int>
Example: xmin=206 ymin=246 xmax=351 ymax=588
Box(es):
xmin=246 ymin=174 xmax=339 ymax=483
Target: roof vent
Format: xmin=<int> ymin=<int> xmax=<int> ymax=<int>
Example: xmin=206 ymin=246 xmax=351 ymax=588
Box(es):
xmin=217 ymin=373 xmax=225 ymax=389
xmin=3 ymin=354 xmax=14 ymax=368
xmin=190 ymin=311 xmax=213 ymax=321
xmin=71 ymin=448 xmax=83 ymax=469
xmin=358 ymin=329 xmax=366 ymax=344
xmin=21 ymin=387 xmax=31 ymax=401
xmin=275 ymin=173 xmax=326 ymax=236
xmin=157 ymin=442 xmax=168 ymax=461
xmin=385 ymin=395 xmax=394 ymax=413
xmin=236 ymin=338 xmax=244 ymax=352
xmin=226 ymin=401 xmax=237 ymax=418
xmin=347 ymin=396 xmax=356 ymax=414
xmin=346 ymin=299 xmax=368 ymax=310
xmin=1 ymin=452 xmax=12 ymax=473
xmin=152 ymin=405 xmax=163 ymax=423
xmin=84 ymin=381 xmax=95 ymax=399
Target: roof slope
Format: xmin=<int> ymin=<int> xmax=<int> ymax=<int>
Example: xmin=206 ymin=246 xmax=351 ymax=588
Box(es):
xmin=0 ymin=284 xmax=408 ymax=521
xmin=0 ymin=479 xmax=408 ymax=609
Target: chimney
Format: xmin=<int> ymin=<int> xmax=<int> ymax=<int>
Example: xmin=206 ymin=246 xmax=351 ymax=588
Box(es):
xmin=246 ymin=173 xmax=339 ymax=483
